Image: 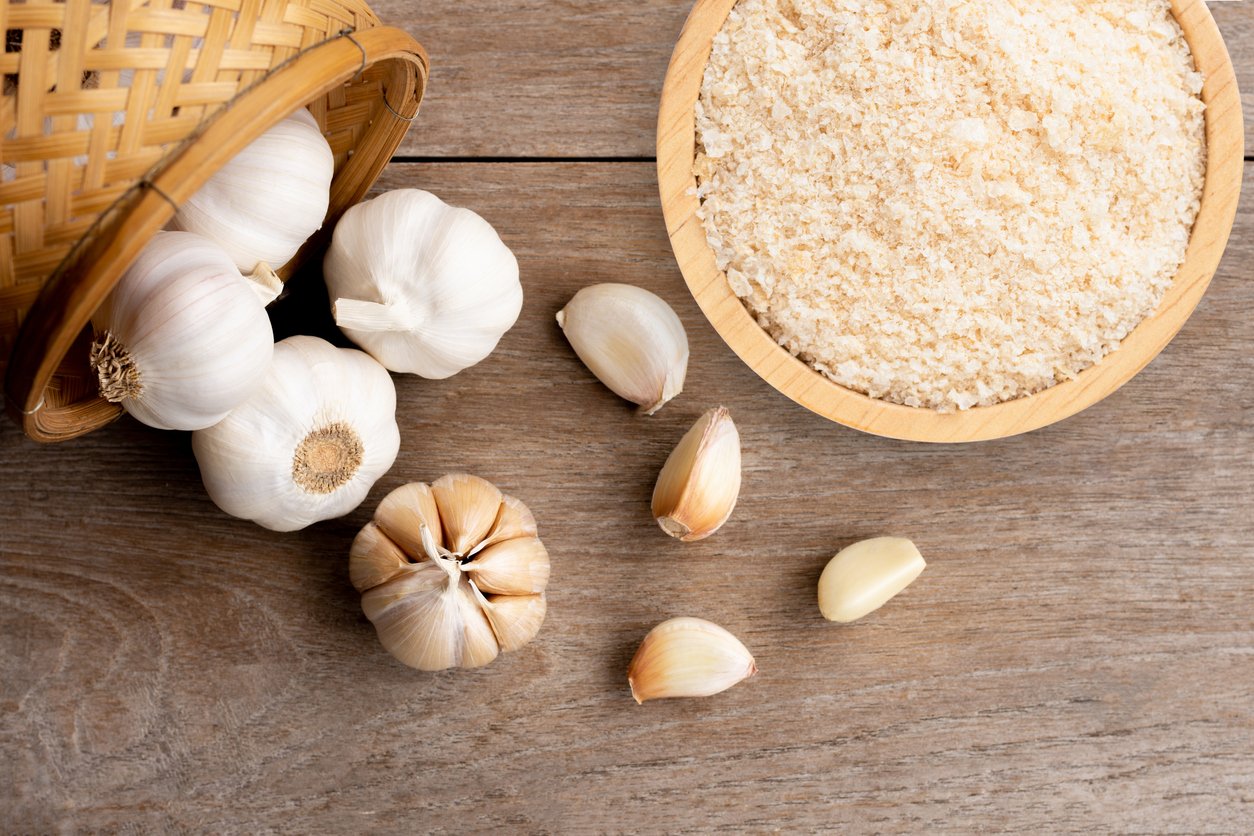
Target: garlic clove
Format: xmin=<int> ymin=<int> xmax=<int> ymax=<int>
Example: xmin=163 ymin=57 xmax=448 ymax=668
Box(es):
xmin=556 ymin=283 xmax=689 ymax=415
xmin=627 ymin=617 xmax=757 ymax=704
xmin=818 ymin=537 xmax=926 ymax=623
xmin=349 ymin=522 xmax=411 ymax=592
xmin=476 ymin=494 xmax=539 ymax=551
xmin=462 ymin=537 xmax=551 ymax=595
xmin=432 ymin=474 xmax=504 ymax=555
xmin=361 ymin=564 xmax=464 ymax=672
xmin=455 ymin=582 xmax=502 ymax=669
xmin=374 ymin=482 xmax=445 ymax=558
xmin=479 ymin=592 xmax=547 ymax=653
xmin=652 ymin=407 xmax=742 ymax=542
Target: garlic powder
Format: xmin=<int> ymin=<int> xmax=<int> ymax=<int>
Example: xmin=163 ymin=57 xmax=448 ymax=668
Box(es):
xmin=695 ymin=0 xmax=1207 ymax=410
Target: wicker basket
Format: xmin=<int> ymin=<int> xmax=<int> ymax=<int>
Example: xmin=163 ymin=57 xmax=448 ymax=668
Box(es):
xmin=0 ymin=0 xmax=428 ymax=442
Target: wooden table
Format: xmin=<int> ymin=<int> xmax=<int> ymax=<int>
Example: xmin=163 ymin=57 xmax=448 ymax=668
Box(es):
xmin=3 ymin=2 xmax=1252 ymax=831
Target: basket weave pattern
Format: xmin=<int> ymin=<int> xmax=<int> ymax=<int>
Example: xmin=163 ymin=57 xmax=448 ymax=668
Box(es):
xmin=0 ymin=0 xmax=426 ymax=440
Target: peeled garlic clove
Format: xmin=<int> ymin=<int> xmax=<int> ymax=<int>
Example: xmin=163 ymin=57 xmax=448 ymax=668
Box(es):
xmin=818 ymin=537 xmax=926 ymax=623
xmin=463 ymin=537 xmax=551 ymax=595
xmin=432 ymin=474 xmax=504 ymax=555
xmin=191 ymin=336 xmax=400 ymax=532
xmin=90 ymin=231 xmax=274 ymax=431
xmin=374 ymin=481 xmax=445 ymax=558
xmin=652 ymin=407 xmax=741 ymax=542
xmin=479 ymin=593 xmax=547 ymax=653
xmin=325 ymin=189 xmax=522 ymax=378
xmin=351 ymin=478 xmax=550 ymax=671
xmin=170 ymin=107 xmax=333 ymax=275
xmin=627 ymin=617 xmax=757 ymax=704
xmin=557 ymin=283 xmax=688 ymax=415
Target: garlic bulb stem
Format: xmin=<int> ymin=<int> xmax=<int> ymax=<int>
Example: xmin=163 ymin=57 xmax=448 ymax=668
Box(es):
xmin=333 ymin=297 xmax=418 ymax=333
xmin=248 ymin=262 xmax=284 ymax=306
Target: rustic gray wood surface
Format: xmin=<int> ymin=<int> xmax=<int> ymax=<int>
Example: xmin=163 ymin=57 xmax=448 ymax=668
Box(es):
xmin=2 ymin=2 xmax=1253 ymax=833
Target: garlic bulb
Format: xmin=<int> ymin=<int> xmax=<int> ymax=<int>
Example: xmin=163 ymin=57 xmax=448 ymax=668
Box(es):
xmin=557 ymin=284 xmax=688 ymax=414
xmin=652 ymin=407 xmax=741 ymax=541
xmin=324 ymin=189 xmax=523 ymax=378
xmin=170 ymin=107 xmax=333 ymax=278
xmin=90 ymin=231 xmax=273 ymax=431
xmin=192 ymin=336 xmax=400 ymax=532
xmin=350 ymin=474 xmax=551 ymax=671
xmin=818 ymin=537 xmax=926 ymax=623
xmin=627 ymin=617 xmax=756 ymax=703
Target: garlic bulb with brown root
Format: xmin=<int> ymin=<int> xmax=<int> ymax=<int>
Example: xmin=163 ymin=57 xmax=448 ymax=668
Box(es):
xmin=350 ymin=474 xmax=551 ymax=671
xmin=192 ymin=336 xmax=400 ymax=532
xmin=90 ymin=231 xmax=274 ymax=431
xmin=170 ymin=107 xmax=333 ymax=281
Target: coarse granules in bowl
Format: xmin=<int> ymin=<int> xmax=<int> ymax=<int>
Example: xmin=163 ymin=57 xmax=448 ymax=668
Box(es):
xmin=657 ymin=0 xmax=1243 ymax=442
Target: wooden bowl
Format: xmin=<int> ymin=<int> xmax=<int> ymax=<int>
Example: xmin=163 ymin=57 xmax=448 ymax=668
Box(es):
xmin=657 ymin=0 xmax=1243 ymax=442
xmin=0 ymin=0 xmax=428 ymax=442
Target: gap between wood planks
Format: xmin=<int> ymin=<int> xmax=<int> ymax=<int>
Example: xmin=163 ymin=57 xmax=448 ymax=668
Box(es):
xmin=393 ymin=155 xmax=1254 ymax=163
xmin=391 ymin=155 xmax=656 ymax=163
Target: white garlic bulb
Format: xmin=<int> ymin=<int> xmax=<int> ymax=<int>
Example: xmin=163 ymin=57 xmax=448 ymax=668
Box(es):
xmin=170 ymin=107 xmax=334 ymax=277
xmin=90 ymin=230 xmax=274 ymax=431
xmin=324 ymin=189 xmax=523 ymax=378
xmin=557 ymin=284 xmax=689 ymax=414
xmin=192 ymin=336 xmax=400 ymax=532
xmin=350 ymin=474 xmax=550 ymax=671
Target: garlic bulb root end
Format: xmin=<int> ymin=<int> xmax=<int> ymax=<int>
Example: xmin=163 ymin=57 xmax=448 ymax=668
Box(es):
xmin=90 ymin=332 xmax=142 ymax=402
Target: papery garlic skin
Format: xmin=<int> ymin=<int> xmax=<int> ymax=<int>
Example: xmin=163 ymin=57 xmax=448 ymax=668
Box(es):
xmin=818 ymin=537 xmax=926 ymax=623
xmin=192 ymin=336 xmax=399 ymax=532
xmin=90 ymin=231 xmax=273 ymax=431
xmin=627 ymin=617 xmax=756 ymax=703
xmin=350 ymin=475 xmax=550 ymax=671
xmin=652 ymin=407 xmax=741 ymax=542
xmin=170 ymin=107 xmax=333 ymax=276
xmin=324 ymin=189 xmax=523 ymax=378
xmin=557 ymin=283 xmax=688 ymax=414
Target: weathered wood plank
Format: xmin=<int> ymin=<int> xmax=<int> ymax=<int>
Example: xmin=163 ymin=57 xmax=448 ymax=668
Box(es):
xmin=1 ymin=161 xmax=1251 ymax=831
xmin=378 ymin=1 xmax=1254 ymax=158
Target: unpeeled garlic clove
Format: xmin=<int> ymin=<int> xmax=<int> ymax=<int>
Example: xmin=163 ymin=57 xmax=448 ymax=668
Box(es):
xmin=651 ymin=407 xmax=741 ymax=542
xmin=627 ymin=617 xmax=756 ymax=703
xmin=475 ymin=590 xmax=547 ymax=652
xmin=432 ymin=473 xmax=503 ymax=555
xmin=818 ymin=537 xmax=926 ymax=623
xmin=557 ymin=283 xmax=688 ymax=415
xmin=463 ymin=537 xmax=551 ymax=595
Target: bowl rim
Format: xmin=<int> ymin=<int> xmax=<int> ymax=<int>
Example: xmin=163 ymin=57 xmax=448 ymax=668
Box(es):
xmin=656 ymin=0 xmax=1243 ymax=443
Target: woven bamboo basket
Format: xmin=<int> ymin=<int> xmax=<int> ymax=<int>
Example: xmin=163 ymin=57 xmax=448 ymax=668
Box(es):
xmin=0 ymin=0 xmax=428 ymax=442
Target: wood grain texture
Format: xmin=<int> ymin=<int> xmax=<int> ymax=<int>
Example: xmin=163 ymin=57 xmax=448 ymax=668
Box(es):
xmin=378 ymin=0 xmax=1254 ymax=158
xmin=2 ymin=161 xmax=1251 ymax=831
xmin=657 ymin=0 xmax=1243 ymax=442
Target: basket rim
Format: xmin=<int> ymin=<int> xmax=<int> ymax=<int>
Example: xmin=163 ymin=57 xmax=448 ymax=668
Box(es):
xmin=5 ymin=25 xmax=428 ymax=442
xmin=656 ymin=0 xmax=1244 ymax=443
